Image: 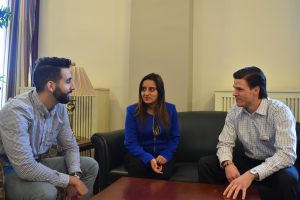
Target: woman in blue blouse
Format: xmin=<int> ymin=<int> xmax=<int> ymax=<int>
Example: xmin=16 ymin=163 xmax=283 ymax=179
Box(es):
xmin=124 ymin=73 xmax=180 ymax=179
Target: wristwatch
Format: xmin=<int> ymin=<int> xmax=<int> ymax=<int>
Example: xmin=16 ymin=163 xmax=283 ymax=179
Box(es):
xmin=70 ymin=172 xmax=82 ymax=179
xmin=249 ymin=169 xmax=259 ymax=181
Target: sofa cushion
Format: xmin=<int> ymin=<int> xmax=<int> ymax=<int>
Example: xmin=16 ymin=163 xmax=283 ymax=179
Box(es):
xmin=109 ymin=165 xmax=128 ymax=185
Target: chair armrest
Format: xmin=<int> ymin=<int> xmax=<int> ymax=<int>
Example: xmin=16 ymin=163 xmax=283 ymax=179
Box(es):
xmin=91 ymin=130 xmax=125 ymax=191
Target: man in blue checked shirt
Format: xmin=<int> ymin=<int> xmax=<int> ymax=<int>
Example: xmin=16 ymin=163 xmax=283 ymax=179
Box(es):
xmin=198 ymin=66 xmax=299 ymax=200
xmin=0 ymin=57 xmax=98 ymax=200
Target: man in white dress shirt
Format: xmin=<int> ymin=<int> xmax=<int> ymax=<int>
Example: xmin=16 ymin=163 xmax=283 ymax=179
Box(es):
xmin=198 ymin=66 xmax=299 ymax=200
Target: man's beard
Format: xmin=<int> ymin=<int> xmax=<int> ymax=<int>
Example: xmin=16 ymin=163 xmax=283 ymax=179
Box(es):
xmin=53 ymin=86 xmax=70 ymax=104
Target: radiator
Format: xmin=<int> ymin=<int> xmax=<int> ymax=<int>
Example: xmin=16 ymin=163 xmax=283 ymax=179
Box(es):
xmin=69 ymin=88 xmax=110 ymax=156
xmin=215 ymin=91 xmax=300 ymax=122
xmin=70 ymin=96 xmax=93 ymax=140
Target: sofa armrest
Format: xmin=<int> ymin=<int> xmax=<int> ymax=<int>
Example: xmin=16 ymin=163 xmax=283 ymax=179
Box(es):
xmin=91 ymin=130 xmax=125 ymax=191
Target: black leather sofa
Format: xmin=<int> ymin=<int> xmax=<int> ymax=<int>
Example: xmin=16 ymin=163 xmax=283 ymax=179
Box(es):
xmin=91 ymin=111 xmax=300 ymax=195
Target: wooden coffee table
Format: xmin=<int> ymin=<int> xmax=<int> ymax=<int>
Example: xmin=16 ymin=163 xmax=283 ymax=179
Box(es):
xmin=91 ymin=177 xmax=261 ymax=200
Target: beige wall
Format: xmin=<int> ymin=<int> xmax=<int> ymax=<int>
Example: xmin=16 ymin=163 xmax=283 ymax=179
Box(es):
xmin=39 ymin=0 xmax=300 ymax=129
xmin=38 ymin=0 xmax=131 ymax=130
xmin=39 ymin=0 xmax=193 ymax=130
xmin=193 ymin=0 xmax=300 ymax=111
xmin=128 ymin=0 xmax=193 ymax=111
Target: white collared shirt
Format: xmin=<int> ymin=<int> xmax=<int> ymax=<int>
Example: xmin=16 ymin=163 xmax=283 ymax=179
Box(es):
xmin=217 ymin=98 xmax=297 ymax=180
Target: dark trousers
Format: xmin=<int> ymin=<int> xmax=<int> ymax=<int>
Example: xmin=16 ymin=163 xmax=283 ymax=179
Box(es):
xmin=124 ymin=152 xmax=175 ymax=180
xmin=198 ymin=152 xmax=300 ymax=200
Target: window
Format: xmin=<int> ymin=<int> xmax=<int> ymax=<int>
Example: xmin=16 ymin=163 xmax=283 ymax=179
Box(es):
xmin=0 ymin=0 xmax=8 ymax=107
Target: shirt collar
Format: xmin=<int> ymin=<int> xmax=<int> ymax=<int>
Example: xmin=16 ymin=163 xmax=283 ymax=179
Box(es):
xmin=255 ymin=98 xmax=268 ymax=115
xmin=32 ymin=89 xmax=57 ymax=118
xmin=241 ymin=98 xmax=268 ymax=116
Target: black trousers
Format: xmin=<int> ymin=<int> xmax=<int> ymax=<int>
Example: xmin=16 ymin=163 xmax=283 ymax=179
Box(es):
xmin=124 ymin=152 xmax=175 ymax=180
xmin=198 ymin=152 xmax=300 ymax=200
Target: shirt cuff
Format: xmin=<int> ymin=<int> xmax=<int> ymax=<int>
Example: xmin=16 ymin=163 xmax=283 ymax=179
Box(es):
xmin=142 ymin=153 xmax=154 ymax=165
xmin=250 ymin=165 xmax=265 ymax=181
xmin=56 ymin=172 xmax=70 ymax=188
xmin=217 ymin=155 xmax=233 ymax=168
xmin=68 ymin=167 xmax=82 ymax=175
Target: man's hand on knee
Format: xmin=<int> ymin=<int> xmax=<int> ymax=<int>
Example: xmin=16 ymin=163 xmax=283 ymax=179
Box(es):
xmin=68 ymin=176 xmax=88 ymax=199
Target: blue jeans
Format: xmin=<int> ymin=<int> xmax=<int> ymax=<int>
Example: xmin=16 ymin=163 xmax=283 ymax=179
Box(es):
xmin=4 ymin=156 xmax=99 ymax=200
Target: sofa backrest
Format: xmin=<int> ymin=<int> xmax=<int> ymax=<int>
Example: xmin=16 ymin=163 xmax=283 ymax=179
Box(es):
xmin=175 ymin=111 xmax=227 ymax=162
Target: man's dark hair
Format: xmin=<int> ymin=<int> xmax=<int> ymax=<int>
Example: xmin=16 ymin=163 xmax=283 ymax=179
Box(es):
xmin=33 ymin=57 xmax=72 ymax=92
xmin=233 ymin=66 xmax=267 ymax=99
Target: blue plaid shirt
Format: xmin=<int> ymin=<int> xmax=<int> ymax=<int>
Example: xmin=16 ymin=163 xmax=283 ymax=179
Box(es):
xmin=0 ymin=89 xmax=80 ymax=188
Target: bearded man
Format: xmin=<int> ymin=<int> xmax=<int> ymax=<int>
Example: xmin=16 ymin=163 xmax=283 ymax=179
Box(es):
xmin=0 ymin=57 xmax=98 ymax=200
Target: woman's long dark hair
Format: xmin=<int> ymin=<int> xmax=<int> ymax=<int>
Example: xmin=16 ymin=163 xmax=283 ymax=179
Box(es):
xmin=135 ymin=73 xmax=169 ymax=129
